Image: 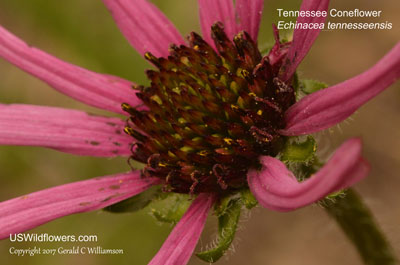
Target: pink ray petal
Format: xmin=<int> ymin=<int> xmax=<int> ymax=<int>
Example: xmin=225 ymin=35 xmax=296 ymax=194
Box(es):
xmin=248 ymin=138 xmax=369 ymax=212
xmin=198 ymin=0 xmax=237 ymax=46
xmin=279 ymin=0 xmax=330 ymax=82
xmin=0 ymin=26 xmax=142 ymax=115
xmin=0 ymin=104 xmax=133 ymax=157
xmin=0 ymin=171 xmax=160 ymax=239
xmin=267 ymin=24 xmax=291 ymax=67
xmin=148 ymin=193 xmax=215 ymax=265
xmin=235 ymin=0 xmax=264 ymax=41
xmin=103 ymin=0 xmax=185 ymax=58
xmin=282 ymin=42 xmax=400 ymax=136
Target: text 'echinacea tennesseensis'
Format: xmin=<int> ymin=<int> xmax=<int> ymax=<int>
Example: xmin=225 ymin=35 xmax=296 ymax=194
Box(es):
xmin=0 ymin=0 xmax=399 ymax=264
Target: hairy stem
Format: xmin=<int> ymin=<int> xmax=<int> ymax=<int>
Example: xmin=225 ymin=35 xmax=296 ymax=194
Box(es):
xmin=325 ymin=189 xmax=398 ymax=265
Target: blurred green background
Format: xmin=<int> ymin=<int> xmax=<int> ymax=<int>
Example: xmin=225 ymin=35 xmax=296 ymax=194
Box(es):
xmin=0 ymin=0 xmax=399 ymax=264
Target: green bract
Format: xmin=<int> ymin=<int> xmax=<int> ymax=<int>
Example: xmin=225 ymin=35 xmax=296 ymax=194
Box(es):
xmin=281 ymin=136 xmax=317 ymax=163
xmin=300 ymin=79 xmax=328 ymax=94
xmin=197 ymin=197 xmax=242 ymax=263
xmin=240 ymin=188 xmax=258 ymax=209
xmin=150 ymin=193 xmax=192 ymax=224
xmin=104 ymin=185 xmax=162 ymax=213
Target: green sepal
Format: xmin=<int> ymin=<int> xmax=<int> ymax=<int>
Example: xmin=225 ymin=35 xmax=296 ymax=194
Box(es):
xmin=104 ymin=185 xmax=162 ymax=213
xmin=196 ymin=198 xmax=242 ymax=263
xmin=287 ymin=156 xmax=324 ymax=182
xmin=150 ymin=193 xmax=191 ymax=224
xmin=214 ymin=193 xmax=238 ymax=217
xmin=323 ymin=190 xmax=347 ymax=203
xmin=300 ymin=79 xmax=328 ymax=94
xmin=240 ymin=188 xmax=258 ymax=209
xmin=281 ymin=136 xmax=317 ymax=163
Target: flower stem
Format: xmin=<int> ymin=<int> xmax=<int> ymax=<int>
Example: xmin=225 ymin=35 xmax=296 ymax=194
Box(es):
xmin=325 ymin=189 xmax=398 ymax=265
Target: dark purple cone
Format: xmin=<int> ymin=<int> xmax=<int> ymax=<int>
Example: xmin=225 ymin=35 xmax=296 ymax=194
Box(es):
xmin=123 ymin=23 xmax=295 ymax=194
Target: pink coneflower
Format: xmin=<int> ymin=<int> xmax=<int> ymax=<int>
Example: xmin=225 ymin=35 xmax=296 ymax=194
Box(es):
xmin=0 ymin=0 xmax=399 ymax=264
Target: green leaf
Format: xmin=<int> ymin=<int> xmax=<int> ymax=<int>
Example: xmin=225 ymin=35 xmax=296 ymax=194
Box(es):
xmin=150 ymin=193 xmax=191 ymax=224
xmin=300 ymin=79 xmax=328 ymax=94
xmin=196 ymin=198 xmax=242 ymax=263
xmin=104 ymin=185 xmax=161 ymax=213
xmin=240 ymin=188 xmax=258 ymax=209
xmin=281 ymin=136 xmax=317 ymax=162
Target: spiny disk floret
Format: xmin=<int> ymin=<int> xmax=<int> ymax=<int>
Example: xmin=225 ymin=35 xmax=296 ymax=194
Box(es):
xmin=123 ymin=23 xmax=295 ymax=194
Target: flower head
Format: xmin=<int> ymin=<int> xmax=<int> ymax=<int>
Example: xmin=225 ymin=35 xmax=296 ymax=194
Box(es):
xmin=126 ymin=23 xmax=296 ymax=195
xmin=0 ymin=0 xmax=399 ymax=264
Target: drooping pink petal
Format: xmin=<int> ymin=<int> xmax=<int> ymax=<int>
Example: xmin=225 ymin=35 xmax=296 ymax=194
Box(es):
xmin=148 ymin=193 xmax=215 ymax=265
xmin=0 ymin=104 xmax=133 ymax=157
xmin=248 ymin=138 xmax=369 ymax=212
xmin=103 ymin=0 xmax=185 ymax=58
xmin=0 ymin=25 xmax=142 ymax=115
xmin=0 ymin=171 xmax=160 ymax=239
xmin=279 ymin=0 xmax=330 ymax=82
xmin=282 ymin=42 xmax=400 ymax=136
xmin=235 ymin=0 xmax=264 ymax=41
xmin=198 ymin=0 xmax=237 ymax=46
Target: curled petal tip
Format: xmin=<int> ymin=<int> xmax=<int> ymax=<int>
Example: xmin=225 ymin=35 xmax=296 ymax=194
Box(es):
xmin=248 ymin=138 xmax=368 ymax=212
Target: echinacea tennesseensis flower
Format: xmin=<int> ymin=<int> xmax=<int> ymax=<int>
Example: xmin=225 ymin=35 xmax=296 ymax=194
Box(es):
xmin=0 ymin=0 xmax=399 ymax=264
